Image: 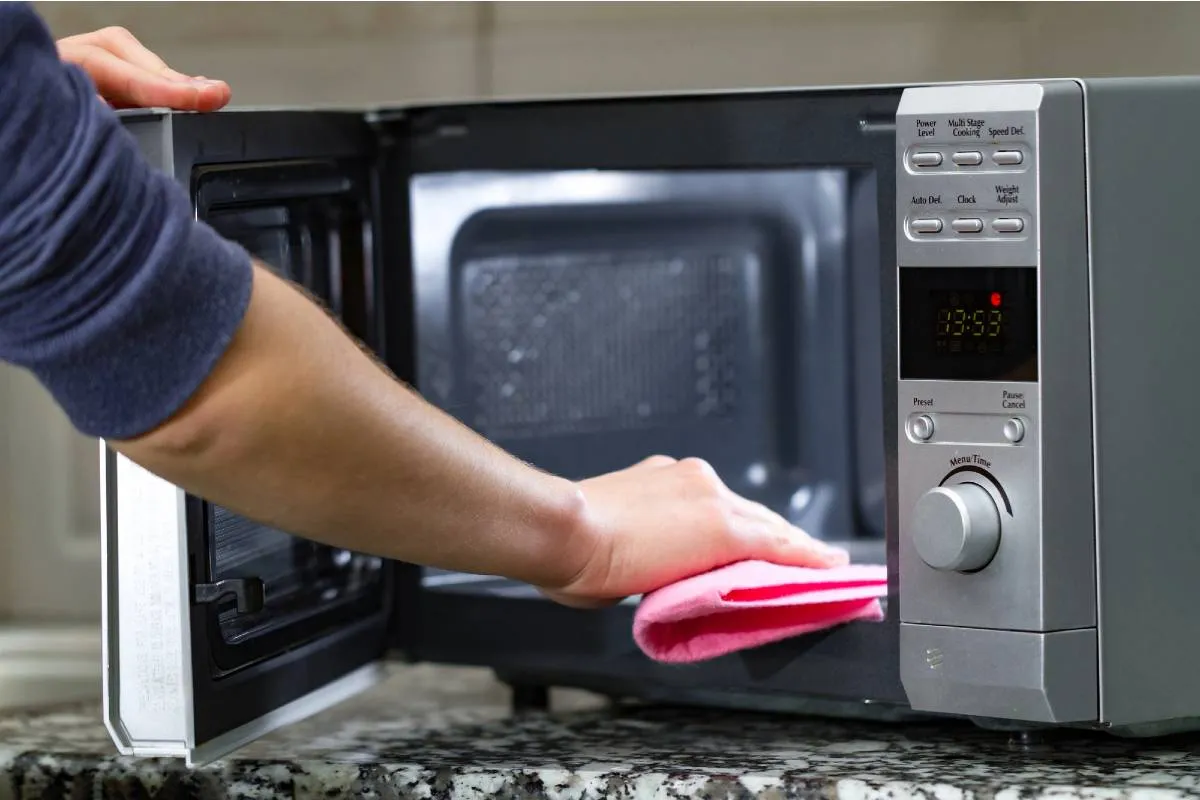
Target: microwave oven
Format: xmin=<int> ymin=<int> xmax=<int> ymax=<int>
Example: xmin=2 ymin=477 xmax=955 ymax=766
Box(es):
xmin=102 ymin=77 xmax=1200 ymax=766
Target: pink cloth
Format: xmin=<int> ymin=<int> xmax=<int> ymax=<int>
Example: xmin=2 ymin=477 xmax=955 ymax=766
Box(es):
xmin=632 ymin=560 xmax=888 ymax=664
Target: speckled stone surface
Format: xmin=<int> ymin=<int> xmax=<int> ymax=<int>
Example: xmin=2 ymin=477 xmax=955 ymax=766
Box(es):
xmin=3 ymin=663 xmax=1200 ymax=800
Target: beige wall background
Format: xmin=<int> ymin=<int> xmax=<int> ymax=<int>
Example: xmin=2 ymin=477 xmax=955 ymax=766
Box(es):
xmin=6 ymin=0 xmax=1200 ymax=621
xmin=32 ymin=1 xmax=1200 ymax=107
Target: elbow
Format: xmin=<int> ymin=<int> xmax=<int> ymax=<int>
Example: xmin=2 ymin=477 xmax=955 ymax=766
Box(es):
xmin=106 ymin=356 xmax=255 ymax=487
xmin=108 ymin=390 xmax=231 ymax=480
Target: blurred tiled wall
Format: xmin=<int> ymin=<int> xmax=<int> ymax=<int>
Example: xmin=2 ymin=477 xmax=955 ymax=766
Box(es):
xmin=9 ymin=0 xmax=1200 ymax=621
xmin=33 ymin=2 xmax=1200 ymax=107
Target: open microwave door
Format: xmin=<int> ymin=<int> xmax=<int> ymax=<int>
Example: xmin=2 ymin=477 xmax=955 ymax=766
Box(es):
xmin=102 ymin=109 xmax=391 ymax=766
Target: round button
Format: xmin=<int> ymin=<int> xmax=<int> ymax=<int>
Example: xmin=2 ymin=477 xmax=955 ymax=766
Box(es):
xmin=911 ymin=483 xmax=1001 ymax=572
xmin=909 ymin=414 xmax=935 ymax=441
xmin=1003 ymin=417 xmax=1026 ymax=443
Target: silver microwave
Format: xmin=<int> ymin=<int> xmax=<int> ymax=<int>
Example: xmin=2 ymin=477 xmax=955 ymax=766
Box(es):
xmin=102 ymin=77 xmax=1200 ymax=765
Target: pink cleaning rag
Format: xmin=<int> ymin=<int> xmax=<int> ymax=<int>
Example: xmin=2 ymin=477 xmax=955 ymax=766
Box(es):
xmin=632 ymin=560 xmax=888 ymax=664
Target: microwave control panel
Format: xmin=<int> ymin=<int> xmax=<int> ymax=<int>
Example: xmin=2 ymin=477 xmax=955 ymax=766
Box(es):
xmin=892 ymin=81 xmax=1098 ymax=723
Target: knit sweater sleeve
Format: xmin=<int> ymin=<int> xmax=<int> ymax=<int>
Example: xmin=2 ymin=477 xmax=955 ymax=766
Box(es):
xmin=0 ymin=2 xmax=253 ymax=439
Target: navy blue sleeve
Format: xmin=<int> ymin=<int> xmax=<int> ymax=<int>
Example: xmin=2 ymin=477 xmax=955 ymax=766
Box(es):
xmin=0 ymin=2 xmax=254 ymax=440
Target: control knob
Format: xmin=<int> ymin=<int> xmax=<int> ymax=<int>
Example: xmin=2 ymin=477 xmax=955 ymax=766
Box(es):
xmin=911 ymin=482 xmax=1001 ymax=572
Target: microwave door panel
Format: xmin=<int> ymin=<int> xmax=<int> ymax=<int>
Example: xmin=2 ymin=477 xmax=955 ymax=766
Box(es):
xmin=101 ymin=450 xmax=381 ymax=765
xmin=105 ymin=109 xmax=390 ymax=766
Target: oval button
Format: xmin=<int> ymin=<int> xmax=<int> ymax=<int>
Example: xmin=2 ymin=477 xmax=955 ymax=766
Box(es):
xmin=952 ymin=218 xmax=984 ymax=234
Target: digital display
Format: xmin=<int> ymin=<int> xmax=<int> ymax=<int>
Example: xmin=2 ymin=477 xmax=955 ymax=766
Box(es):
xmin=932 ymin=289 xmax=1008 ymax=356
xmin=900 ymin=267 xmax=1037 ymax=382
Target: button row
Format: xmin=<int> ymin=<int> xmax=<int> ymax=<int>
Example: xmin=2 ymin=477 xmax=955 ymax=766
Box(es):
xmin=910 ymin=148 xmax=1024 ymax=170
xmin=909 ymin=217 xmax=1025 ymax=236
xmin=907 ymin=414 xmax=1026 ymax=444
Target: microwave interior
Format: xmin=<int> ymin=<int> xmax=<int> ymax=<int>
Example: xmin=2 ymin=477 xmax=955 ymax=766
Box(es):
xmin=408 ymin=168 xmax=890 ymax=618
xmin=395 ymin=95 xmax=901 ymax=708
xmin=117 ymin=90 xmax=906 ymax=756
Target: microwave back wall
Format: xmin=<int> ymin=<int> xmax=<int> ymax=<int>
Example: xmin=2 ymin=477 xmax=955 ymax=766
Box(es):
xmin=103 ymin=77 xmax=1200 ymax=765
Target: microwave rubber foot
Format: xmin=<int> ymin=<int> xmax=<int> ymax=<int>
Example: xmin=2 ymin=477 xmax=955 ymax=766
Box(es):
xmin=1007 ymin=729 xmax=1049 ymax=751
xmin=508 ymin=683 xmax=550 ymax=714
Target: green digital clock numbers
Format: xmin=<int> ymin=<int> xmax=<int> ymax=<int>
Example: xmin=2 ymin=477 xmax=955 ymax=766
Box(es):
xmin=936 ymin=307 xmax=1003 ymax=337
xmin=933 ymin=291 xmax=1007 ymax=355
xmin=900 ymin=266 xmax=1037 ymax=383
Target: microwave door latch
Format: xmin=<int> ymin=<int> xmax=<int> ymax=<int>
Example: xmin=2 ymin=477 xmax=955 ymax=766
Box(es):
xmin=193 ymin=578 xmax=266 ymax=615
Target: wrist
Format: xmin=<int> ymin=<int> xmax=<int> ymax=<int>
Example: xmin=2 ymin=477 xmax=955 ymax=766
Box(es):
xmin=526 ymin=474 xmax=597 ymax=591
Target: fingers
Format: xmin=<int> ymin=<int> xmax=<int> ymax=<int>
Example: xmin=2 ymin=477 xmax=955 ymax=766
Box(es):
xmin=728 ymin=492 xmax=850 ymax=568
xmin=780 ymin=531 xmax=851 ymax=567
xmin=550 ymin=454 xmax=854 ymax=607
xmin=734 ymin=512 xmax=850 ymax=568
xmin=667 ymin=457 xmax=849 ymax=569
xmin=57 ymin=28 xmax=231 ymax=112
xmin=65 ymin=26 xmax=170 ymax=73
xmin=68 ymin=44 xmax=230 ymax=111
xmin=759 ymin=522 xmax=850 ymax=567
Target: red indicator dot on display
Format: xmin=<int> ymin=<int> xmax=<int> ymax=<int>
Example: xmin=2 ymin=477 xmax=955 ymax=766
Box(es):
xmin=990 ymin=292 xmax=1003 ymax=307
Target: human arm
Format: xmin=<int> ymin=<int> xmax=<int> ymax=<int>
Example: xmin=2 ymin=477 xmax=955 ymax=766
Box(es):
xmin=0 ymin=3 xmax=847 ymax=606
xmin=112 ymin=264 xmax=849 ymax=601
xmin=114 ymin=263 xmax=594 ymax=590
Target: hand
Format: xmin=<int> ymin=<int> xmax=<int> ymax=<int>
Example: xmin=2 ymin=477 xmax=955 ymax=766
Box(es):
xmin=56 ymin=26 xmax=231 ymax=111
xmin=542 ymin=455 xmax=851 ymax=609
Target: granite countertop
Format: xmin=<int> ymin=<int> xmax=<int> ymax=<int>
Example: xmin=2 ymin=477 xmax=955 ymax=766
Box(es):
xmin=3 ymin=663 xmax=1200 ymax=800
